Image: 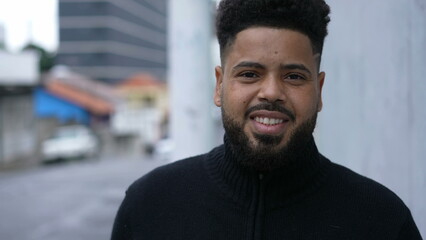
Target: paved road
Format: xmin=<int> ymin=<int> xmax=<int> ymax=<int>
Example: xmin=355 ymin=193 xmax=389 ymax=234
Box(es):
xmin=0 ymin=157 xmax=165 ymax=240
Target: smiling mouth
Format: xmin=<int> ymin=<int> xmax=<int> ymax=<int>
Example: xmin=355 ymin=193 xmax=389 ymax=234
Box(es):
xmin=248 ymin=109 xmax=292 ymax=135
xmin=254 ymin=117 xmax=285 ymax=126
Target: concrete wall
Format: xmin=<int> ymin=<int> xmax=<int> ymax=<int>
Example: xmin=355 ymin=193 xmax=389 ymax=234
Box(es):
xmin=0 ymin=93 xmax=38 ymax=167
xmin=317 ymin=0 xmax=426 ymax=235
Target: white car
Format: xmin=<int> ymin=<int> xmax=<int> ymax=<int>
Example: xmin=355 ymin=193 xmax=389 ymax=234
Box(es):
xmin=42 ymin=125 xmax=99 ymax=162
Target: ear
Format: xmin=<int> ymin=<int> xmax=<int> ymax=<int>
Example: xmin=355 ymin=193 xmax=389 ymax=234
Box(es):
xmin=214 ymin=66 xmax=223 ymax=107
xmin=317 ymin=71 xmax=325 ymax=112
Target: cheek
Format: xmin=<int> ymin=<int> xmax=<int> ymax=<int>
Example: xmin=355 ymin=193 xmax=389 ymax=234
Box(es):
xmin=289 ymin=90 xmax=321 ymax=118
xmin=221 ymin=88 xmax=256 ymax=124
xmin=225 ymin=85 xmax=253 ymax=108
xmin=230 ymin=83 xmax=259 ymax=102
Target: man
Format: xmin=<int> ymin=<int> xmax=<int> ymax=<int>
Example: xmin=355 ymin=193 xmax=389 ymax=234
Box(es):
xmin=111 ymin=0 xmax=422 ymax=239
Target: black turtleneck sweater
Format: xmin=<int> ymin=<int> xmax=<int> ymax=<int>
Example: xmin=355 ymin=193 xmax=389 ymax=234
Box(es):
xmin=111 ymin=138 xmax=422 ymax=240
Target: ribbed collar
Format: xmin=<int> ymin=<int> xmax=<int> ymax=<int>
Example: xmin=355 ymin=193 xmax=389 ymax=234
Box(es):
xmin=204 ymin=135 xmax=330 ymax=209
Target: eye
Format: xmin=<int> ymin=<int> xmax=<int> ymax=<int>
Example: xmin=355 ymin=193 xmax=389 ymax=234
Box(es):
xmin=238 ymin=71 xmax=259 ymax=78
xmin=285 ymin=73 xmax=305 ymax=80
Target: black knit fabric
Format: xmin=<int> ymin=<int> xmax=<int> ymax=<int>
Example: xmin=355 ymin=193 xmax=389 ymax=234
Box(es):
xmin=111 ymin=137 xmax=422 ymax=240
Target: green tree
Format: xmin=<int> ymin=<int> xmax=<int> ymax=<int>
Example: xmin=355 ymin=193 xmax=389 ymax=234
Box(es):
xmin=22 ymin=43 xmax=55 ymax=72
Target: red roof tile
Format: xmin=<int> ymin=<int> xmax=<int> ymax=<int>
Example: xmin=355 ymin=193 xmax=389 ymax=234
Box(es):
xmin=118 ymin=73 xmax=165 ymax=89
xmin=47 ymin=81 xmax=114 ymax=115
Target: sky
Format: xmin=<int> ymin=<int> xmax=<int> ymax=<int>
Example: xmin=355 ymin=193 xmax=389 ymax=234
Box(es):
xmin=0 ymin=0 xmax=58 ymax=52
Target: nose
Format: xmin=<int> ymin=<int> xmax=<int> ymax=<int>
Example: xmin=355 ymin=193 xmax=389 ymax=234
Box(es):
xmin=257 ymin=75 xmax=284 ymax=103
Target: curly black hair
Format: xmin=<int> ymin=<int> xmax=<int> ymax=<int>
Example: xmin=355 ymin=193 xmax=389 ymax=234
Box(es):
xmin=216 ymin=0 xmax=331 ymax=67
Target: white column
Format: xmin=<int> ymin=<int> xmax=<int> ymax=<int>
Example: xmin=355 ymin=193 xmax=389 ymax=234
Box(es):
xmin=168 ymin=0 xmax=215 ymax=160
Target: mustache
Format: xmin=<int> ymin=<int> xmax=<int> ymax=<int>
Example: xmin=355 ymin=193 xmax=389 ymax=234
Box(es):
xmin=244 ymin=102 xmax=296 ymax=121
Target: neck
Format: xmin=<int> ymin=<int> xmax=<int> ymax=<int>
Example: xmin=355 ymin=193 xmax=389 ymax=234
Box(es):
xmin=205 ymin=134 xmax=330 ymax=208
xmin=225 ymin=134 xmax=318 ymax=173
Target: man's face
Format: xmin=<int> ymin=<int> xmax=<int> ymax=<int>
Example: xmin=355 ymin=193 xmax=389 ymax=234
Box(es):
xmin=214 ymin=27 xmax=325 ymax=167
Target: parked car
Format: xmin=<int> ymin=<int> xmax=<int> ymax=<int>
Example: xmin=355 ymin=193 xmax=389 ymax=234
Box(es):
xmin=42 ymin=125 xmax=99 ymax=162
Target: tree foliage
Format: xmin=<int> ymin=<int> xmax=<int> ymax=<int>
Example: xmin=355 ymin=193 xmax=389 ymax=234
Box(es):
xmin=22 ymin=43 xmax=55 ymax=72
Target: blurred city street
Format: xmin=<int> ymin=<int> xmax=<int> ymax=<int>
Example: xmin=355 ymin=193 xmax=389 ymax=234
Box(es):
xmin=0 ymin=0 xmax=424 ymax=237
xmin=0 ymin=156 xmax=165 ymax=240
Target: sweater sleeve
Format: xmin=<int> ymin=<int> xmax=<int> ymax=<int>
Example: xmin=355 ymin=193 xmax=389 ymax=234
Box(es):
xmin=395 ymin=210 xmax=423 ymax=240
xmin=110 ymin=191 xmax=132 ymax=240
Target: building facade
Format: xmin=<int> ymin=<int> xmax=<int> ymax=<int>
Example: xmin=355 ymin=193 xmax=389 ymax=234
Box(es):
xmin=0 ymin=51 xmax=39 ymax=168
xmin=56 ymin=0 xmax=168 ymax=84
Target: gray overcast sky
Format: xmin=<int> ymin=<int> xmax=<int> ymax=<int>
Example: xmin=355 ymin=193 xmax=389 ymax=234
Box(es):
xmin=0 ymin=0 xmax=57 ymax=52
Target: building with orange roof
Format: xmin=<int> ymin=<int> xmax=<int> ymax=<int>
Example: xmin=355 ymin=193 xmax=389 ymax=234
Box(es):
xmin=36 ymin=67 xmax=121 ymax=125
xmin=111 ymin=73 xmax=168 ymax=152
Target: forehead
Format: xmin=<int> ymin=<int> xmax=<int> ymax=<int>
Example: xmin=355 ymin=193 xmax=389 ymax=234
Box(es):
xmin=224 ymin=27 xmax=316 ymax=68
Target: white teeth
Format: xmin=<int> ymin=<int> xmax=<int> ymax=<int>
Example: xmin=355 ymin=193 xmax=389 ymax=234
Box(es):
xmin=265 ymin=118 xmax=271 ymax=124
xmin=254 ymin=117 xmax=284 ymax=125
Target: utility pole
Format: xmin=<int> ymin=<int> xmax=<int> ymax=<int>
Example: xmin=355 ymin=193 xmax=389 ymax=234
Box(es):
xmin=0 ymin=97 xmax=3 ymax=165
xmin=168 ymin=0 xmax=215 ymax=161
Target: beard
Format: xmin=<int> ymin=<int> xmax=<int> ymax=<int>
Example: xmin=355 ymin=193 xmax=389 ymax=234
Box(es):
xmin=221 ymin=103 xmax=318 ymax=172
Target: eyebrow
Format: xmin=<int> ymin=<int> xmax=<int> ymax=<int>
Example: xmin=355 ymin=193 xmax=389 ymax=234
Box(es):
xmin=232 ymin=61 xmax=266 ymax=70
xmin=232 ymin=61 xmax=312 ymax=76
xmin=280 ymin=63 xmax=312 ymax=76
